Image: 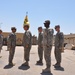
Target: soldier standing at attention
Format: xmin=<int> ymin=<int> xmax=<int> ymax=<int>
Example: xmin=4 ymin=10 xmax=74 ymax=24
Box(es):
xmin=0 ymin=29 xmax=3 ymax=58
xmin=8 ymin=27 xmax=16 ymax=66
xmin=42 ymin=20 xmax=54 ymax=73
xmin=22 ymin=15 xmax=32 ymax=67
xmin=36 ymin=27 xmax=43 ymax=65
xmin=54 ymin=25 xmax=64 ymax=68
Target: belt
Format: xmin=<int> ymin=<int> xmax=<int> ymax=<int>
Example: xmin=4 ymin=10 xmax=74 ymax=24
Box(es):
xmin=44 ymin=45 xmax=52 ymax=47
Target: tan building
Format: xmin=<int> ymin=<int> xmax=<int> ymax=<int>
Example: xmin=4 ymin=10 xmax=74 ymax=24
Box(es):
xmin=2 ymin=32 xmax=37 ymax=45
xmin=32 ymin=35 xmax=37 ymax=45
xmin=2 ymin=32 xmax=75 ymax=46
xmin=53 ymin=33 xmax=75 ymax=46
xmin=2 ymin=32 xmax=23 ymax=45
xmin=64 ymin=34 xmax=75 ymax=45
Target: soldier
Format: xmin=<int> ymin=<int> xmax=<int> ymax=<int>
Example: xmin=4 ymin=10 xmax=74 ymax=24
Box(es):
xmin=22 ymin=15 xmax=32 ymax=67
xmin=0 ymin=29 xmax=3 ymax=58
xmin=42 ymin=20 xmax=54 ymax=73
xmin=8 ymin=27 xmax=16 ymax=66
xmin=54 ymin=25 xmax=64 ymax=68
xmin=36 ymin=27 xmax=43 ymax=64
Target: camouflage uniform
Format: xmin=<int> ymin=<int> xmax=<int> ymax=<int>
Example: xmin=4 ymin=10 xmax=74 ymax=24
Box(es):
xmin=22 ymin=30 xmax=32 ymax=62
xmin=43 ymin=28 xmax=54 ymax=69
xmin=37 ymin=32 xmax=43 ymax=62
xmin=8 ymin=33 xmax=16 ymax=64
xmin=0 ymin=34 xmax=3 ymax=53
xmin=55 ymin=31 xmax=64 ymax=66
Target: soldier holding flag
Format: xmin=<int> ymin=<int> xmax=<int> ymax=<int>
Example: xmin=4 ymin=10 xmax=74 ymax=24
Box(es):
xmin=22 ymin=14 xmax=32 ymax=67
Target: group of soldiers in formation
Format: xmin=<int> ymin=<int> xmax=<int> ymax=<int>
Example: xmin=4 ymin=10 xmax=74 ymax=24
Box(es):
xmin=0 ymin=20 xmax=64 ymax=73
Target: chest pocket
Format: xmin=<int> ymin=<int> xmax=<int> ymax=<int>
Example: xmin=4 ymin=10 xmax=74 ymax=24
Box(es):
xmin=26 ymin=32 xmax=30 ymax=39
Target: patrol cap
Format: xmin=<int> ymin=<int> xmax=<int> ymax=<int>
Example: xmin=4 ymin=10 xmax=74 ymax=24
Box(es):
xmin=55 ymin=25 xmax=60 ymax=29
xmin=38 ymin=27 xmax=42 ymax=30
xmin=0 ymin=29 xmax=2 ymax=32
xmin=11 ymin=27 xmax=17 ymax=30
xmin=44 ymin=20 xmax=50 ymax=24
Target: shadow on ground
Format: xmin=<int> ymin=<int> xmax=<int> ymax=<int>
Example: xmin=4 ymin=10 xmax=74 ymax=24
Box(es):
xmin=18 ymin=65 xmax=30 ymax=70
xmin=41 ymin=72 xmax=53 ymax=75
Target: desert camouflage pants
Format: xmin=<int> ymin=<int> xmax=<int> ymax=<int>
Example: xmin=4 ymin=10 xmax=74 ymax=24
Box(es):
xmin=44 ymin=46 xmax=52 ymax=68
xmin=38 ymin=46 xmax=43 ymax=60
xmin=24 ymin=47 xmax=31 ymax=61
xmin=0 ymin=44 xmax=2 ymax=53
xmin=54 ymin=47 xmax=61 ymax=64
xmin=9 ymin=47 xmax=15 ymax=63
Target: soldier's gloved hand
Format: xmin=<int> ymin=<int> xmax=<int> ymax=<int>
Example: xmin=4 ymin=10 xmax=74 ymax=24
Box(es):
xmin=41 ymin=45 xmax=43 ymax=48
xmin=46 ymin=45 xmax=49 ymax=47
xmin=59 ymin=47 xmax=64 ymax=53
xmin=8 ymin=48 xmax=10 ymax=51
xmin=26 ymin=45 xmax=29 ymax=48
xmin=8 ymin=47 xmax=12 ymax=51
xmin=40 ymin=44 xmax=43 ymax=47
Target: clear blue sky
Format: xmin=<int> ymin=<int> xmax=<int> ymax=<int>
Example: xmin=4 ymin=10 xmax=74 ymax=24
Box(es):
xmin=0 ymin=0 xmax=75 ymax=36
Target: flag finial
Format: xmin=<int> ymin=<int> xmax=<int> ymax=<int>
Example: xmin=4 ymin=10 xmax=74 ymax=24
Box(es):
xmin=26 ymin=12 xmax=28 ymax=15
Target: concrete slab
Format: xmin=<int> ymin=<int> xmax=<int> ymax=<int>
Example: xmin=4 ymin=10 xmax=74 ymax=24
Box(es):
xmin=0 ymin=46 xmax=75 ymax=75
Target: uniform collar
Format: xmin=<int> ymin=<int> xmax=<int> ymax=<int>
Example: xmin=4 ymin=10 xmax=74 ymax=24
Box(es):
xmin=57 ymin=30 xmax=60 ymax=33
xmin=25 ymin=30 xmax=29 ymax=33
xmin=11 ymin=32 xmax=15 ymax=35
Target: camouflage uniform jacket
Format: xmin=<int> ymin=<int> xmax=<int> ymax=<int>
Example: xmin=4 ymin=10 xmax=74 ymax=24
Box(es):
xmin=8 ymin=33 xmax=16 ymax=48
xmin=22 ymin=30 xmax=32 ymax=47
xmin=55 ymin=32 xmax=64 ymax=48
xmin=38 ymin=32 xmax=43 ymax=46
xmin=43 ymin=28 xmax=54 ymax=47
